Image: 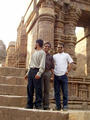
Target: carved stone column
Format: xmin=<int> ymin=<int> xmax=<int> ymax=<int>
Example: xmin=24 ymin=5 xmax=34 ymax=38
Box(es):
xmin=15 ymin=17 xmax=27 ymax=68
xmin=64 ymin=5 xmax=81 ymax=63
xmin=38 ymin=0 xmax=55 ymax=48
xmin=54 ymin=2 xmax=64 ymax=51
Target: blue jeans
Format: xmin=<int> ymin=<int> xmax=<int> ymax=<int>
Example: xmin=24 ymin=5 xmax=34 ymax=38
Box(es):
xmin=27 ymin=68 xmax=42 ymax=109
xmin=54 ymin=74 xmax=68 ymax=109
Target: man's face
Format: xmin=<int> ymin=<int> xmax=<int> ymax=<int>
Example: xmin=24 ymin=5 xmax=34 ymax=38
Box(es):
xmin=44 ymin=44 xmax=51 ymax=53
xmin=35 ymin=43 xmax=39 ymax=49
xmin=57 ymin=44 xmax=64 ymax=53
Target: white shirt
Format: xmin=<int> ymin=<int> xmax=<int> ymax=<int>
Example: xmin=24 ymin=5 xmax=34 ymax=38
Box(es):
xmin=27 ymin=50 xmax=46 ymax=77
xmin=53 ymin=52 xmax=73 ymax=76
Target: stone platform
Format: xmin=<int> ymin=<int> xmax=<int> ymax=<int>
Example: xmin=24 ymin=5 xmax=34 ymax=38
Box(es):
xmin=0 ymin=106 xmax=68 ymax=120
xmin=0 ymin=106 xmax=90 ymax=120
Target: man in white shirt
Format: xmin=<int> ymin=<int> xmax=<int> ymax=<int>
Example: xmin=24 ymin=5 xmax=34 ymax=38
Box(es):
xmin=53 ymin=43 xmax=73 ymax=111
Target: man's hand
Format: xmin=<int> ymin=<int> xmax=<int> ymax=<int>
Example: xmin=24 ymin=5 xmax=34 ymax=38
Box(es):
xmin=51 ymin=69 xmax=54 ymax=74
xmin=35 ymin=75 xmax=40 ymax=79
xmin=65 ymin=71 xmax=68 ymax=75
xmin=24 ymin=74 xmax=28 ymax=80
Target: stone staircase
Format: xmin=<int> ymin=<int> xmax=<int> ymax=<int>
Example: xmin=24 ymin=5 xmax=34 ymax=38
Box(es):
xmin=0 ymin=67 xmax=90 ymax=120
xmin=0 ymin=67 xmax=27 ymax=108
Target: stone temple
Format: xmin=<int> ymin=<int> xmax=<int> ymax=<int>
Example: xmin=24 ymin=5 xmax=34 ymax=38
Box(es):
xmin=1 ymin=0 xmax=90 ymax=119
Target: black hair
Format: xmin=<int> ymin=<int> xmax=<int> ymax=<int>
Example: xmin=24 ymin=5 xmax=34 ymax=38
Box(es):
xmin=44 ymin=42 xmax=51 ymax=48
xmin=36 ymin=39 xmax=43 ymax=48
xmin=58 ymin=42 xmax=64 ymax=47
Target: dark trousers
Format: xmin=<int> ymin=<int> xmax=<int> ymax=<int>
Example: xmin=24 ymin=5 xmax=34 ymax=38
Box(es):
xmin=54 ymin=74 xmax=68 ymax=109
xmin=27 ymin=68 xmax=42 ymax=109
xmin=42 ymin=71 xmax=51 ymax=109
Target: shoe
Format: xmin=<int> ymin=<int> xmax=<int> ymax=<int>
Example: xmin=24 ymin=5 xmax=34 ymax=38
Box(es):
xmin=63 ymin=106 xmax=68 ymax=111
xmin=35 ymin=106 xmax=43 ymax=110
xmin=43 ymin=107 xmax=50 ymax=110
xmin=26 ymin=105 xmax=33 ymax=109
xmin=53 ymin=107 xmax=61 ymax=111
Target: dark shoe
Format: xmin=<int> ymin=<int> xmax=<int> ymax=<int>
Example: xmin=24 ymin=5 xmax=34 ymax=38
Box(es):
xmin=53 ymin=107 xmax=61 ymax=111
xmin=63 ymin=106 xmax=68 ymax=111
xmin=44 ymin=107 xmax=50 ymax=110
xmin=26 ymin=105 xmax=33 ymax=109
xmin=35 ymin=106 xmax=43 ymax=110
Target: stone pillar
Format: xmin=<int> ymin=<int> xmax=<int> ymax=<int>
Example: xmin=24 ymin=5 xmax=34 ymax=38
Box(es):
xmin=64 ymin=5 xmax=81 ymax=63
xmin=85 ymin=27 xmax=90 ymax=76
xmin=54 ymin=2 xmax=64 ymax=51
xmin=38 ymin=0 xmax=55 ymax=48
xmin=16 ymin=17 xmax=27 ymax=68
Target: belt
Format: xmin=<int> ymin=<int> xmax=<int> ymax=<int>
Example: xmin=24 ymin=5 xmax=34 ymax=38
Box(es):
xmin=30 ymin=68 xmax=39 ymax=70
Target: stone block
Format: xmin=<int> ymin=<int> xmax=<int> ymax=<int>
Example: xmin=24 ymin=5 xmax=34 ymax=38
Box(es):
xmin=0 ymin=76 xmax=27 ymax=85
xmin=0 ymin=95 xmax=26 ymax=107
xmin=69 ymin=111 xmax=90 ymax=120
xmin=0 ymin=67 xmax=26 ymax=77
xmin=0 ymin=107 xmax=68 ymax=120
xmin=0 ymin=84 xmax=27 ymax=96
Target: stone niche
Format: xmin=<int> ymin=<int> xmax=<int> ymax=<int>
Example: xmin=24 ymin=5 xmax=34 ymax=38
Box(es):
xmin=0 ymin=40 xmax=6 ymax=66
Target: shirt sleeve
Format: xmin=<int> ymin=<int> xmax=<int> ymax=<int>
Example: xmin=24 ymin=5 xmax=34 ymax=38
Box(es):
xmin=51 ymin=56 xmax=54 ymax=69
xmin=67 ymin=54 xmax=73 ymax=64
xmin=37 ymin=52 xmax=46 ymax=77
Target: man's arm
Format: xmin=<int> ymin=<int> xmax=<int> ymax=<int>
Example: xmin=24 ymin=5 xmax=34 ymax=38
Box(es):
xmin=66 ymin=63 xmax=73 ymax=74
xmin=51 ymin=56 xmax=54 ymax=74
xmin=66 ymin=54 xmax=73 ymax=75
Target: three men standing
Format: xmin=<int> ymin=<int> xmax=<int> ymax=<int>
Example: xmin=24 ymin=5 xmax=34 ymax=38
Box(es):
xmin=25 ymin=40 xmax=73 ymax=111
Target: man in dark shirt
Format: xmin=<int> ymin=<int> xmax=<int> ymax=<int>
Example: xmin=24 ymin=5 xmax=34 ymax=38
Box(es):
xmin=42 ymin=42 xmax=54 ymax=110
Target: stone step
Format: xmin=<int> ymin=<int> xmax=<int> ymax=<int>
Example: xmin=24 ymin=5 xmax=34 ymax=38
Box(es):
xmin=0 ymin=107 xmax=90 ymax=120
xmin=69 ymin=110 xmax=90 ymax=120
xmin=0 ymin=106 xmax=68 ymax=120
xmin=0 ymin=76 xmax=27 ymax=85
xmin=0 ymin=95 xmax=26 ymax=107
xmin=0 ymin=67 xmax=26 ymax=77
xmin=0 ymin=84 xmax=27 ymax=96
